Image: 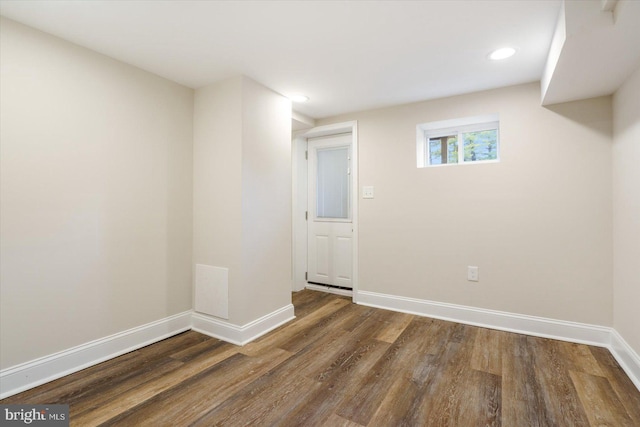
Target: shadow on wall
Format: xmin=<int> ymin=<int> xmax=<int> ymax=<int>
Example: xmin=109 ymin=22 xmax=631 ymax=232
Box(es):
xmin=544 ymin=96 xmax=613 ymax=140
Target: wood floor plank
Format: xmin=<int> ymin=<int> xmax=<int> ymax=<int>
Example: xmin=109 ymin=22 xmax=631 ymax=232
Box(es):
xmin=100 ymin=348 xmax=293 ymax=426
xmin=373 ymin=311 xmax=413 ymax=343
xmin=310 ymin=311 xmax=392 ymax=381
xmin=558 ymin=341 xmax=605 ymax=377
xmin=273 ymin=337 xmax=390 ymax=426
xmin=502 ymin=334 xmax=555 ymax=427
xmin=168 ymin=337 xmax=225 ymax=361
xmin=70 ymin=342 xmax=240 ymax=426
xmin=453 ymin=369 xmax=501 ymax=427
xmin=0 ymin=331 xmax=210 ymax=405
xmin=569 ymin=370 xmax=635 ymax=427
xmin=366 ymin=318 xmax=459 ymax=426
xmin=324 ymin=413 xmax=365 ymax=427
xmin=190 ymin=366 xmax=321 ymax=426
xmin=67 ymin=357 xmax=185 ymax=419
xmin=334 ymin=316 xmax=436 ymax=425
xmin=277 ymin=302 xmax=372 ymax=353
xmin=333 ymin=304 xmax=376 ymax=333
xmin=194 ymin=304 xmax=388 ymax=425
xmin=269 ymin=327 xmax=352 ymax=380
xmin=415 ymin=325 xmax=493 ymax=427
xmin=588 ymin=346 xmax=640 ymax=425
xmin=382 ymin=365 xmax=500 ymax=427
xmin=366 ymin=353 xmax=437 ymax=427
xmin=253 ymin=305 xmax=393 ymax=418
xmin=471 ymin=327 xmax=503 ymax=376
xmin=69 ymin=338 xmax=234 ymax=419
xmin=528 ymin=336 xmax=591 ymax=427
xmin=291 ymin=288 xmax=334 ymax=318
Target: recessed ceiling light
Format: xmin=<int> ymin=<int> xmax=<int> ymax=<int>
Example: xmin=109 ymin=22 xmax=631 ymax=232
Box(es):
xmin=289 ymin=94 xmax=309 ymax=103
xmin=489 ymin=47 xmax=516 ymax=60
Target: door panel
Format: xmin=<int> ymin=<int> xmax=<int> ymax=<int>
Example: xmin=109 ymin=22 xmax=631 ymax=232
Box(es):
xmin=335 ymin=234 xmax=352 ymax=285
xmin=308 ymin=134 xmax=353 ymax=289
xmin=314 ymin=234 xmax=330 ymax=278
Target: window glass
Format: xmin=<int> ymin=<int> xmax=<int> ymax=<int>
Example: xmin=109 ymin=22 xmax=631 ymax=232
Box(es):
xmin=316 ymin=147 xmax=349 ymax=219
xmin=428 ymin=135 xmax=458 ymax=165
xmin=417 ymin=115 xmax=499 ymax=167
xmin=463 ymin=129 xmax=498 ymax=162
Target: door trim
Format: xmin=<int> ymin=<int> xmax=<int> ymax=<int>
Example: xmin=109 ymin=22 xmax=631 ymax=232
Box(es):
xmin=292 ymin=121 xmax=358 ymax=302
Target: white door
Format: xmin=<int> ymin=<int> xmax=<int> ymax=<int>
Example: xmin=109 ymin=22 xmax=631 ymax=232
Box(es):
xmin=307 ymin=134 xmax=353 ymax=289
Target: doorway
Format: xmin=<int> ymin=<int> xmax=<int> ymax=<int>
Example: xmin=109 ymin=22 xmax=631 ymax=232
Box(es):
xmin=292 ymin=121 xmax=358 ymax=301
xmin=307 ymin=133 xmax=352 ymax=289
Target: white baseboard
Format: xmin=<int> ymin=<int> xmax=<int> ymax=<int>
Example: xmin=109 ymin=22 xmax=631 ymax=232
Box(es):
xmin=357 ymin=290 xmax=611 ymax=346
xmin=610 ymin=329 xmax=640 ymax=391
xmin=0 ymin=311 xmax=192 ymax=400
xmin=357 ymin=290 xmax=640 ymax=392
xmin=192 ymin=304 xmax=295 ymax=346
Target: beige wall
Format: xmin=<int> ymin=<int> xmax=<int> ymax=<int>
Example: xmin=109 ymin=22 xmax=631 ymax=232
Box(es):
xmin=193 ymin=76 xmax=292 ymax=326
xmin=193 ymin=77 xmax=243 ymax=320
xmin=613 ymin=65 xmax=640 ymax=355
xmin=318 ymin=82 xmax=613 ymax=326
xmin=0 ymin=18 xmax=194 ymax=369
xmin=240 ymin=78 xmax=293 ymax=324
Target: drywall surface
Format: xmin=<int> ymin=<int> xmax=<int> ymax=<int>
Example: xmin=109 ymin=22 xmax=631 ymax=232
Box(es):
xmin=318 ymin=82 xmax=613 ymax=326
xmin=613 ymin=64 xmax=640 ymax=354
xmin=239 ymin=77 xmax=293 ymax=325
xmin=193 ymin=76 xmax=292 ymax=326
xmin=193 ymin=77 xmax=243 ymax=322
xmin=0 ymin=17 xmax=194 ymax=369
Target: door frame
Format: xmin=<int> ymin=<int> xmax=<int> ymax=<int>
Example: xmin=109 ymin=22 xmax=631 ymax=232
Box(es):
xmin=292 ymin=121 xmax=359 ymax=302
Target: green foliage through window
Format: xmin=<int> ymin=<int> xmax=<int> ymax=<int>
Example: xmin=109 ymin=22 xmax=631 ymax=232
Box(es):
xmin=463 ymin=129 xmax=498 ymax=162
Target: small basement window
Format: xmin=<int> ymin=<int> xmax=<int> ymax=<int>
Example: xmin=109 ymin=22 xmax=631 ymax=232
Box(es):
xmin=417 ymin=114 xmax=500 ymax=167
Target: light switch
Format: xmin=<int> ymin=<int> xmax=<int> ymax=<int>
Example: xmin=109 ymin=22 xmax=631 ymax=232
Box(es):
xmin=362 ymin=186 xmax=374 ymax=199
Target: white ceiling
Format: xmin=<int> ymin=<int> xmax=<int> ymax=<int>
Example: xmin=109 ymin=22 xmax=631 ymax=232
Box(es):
xmin=0 ymin=0 xmax=620 ymax=120
xmin=542 ymin=0 xmax=640 ymax=105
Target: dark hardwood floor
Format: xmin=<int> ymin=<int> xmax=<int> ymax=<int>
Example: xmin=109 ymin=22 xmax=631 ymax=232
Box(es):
xmin=2 ymin=290 xmax=639 ymax=426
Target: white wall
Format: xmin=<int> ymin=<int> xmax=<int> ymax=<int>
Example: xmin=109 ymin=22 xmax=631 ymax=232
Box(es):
xmin=613 ymin=64 xmax=640 ymax=355
xmin=0 ymin=17 xmax=194 ymax=369
xmin=318 ymin=82 xmax=613 ymax=326
xmin=193 ymin=76 xmax=292 ymax=326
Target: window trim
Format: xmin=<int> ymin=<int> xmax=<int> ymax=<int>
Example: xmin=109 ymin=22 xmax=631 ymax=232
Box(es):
xmin=417 ymin=114 xmax=500 ymax=168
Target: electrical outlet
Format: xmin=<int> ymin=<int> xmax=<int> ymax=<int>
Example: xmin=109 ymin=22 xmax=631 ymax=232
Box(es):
xmin=467 ymin=266 xmax=479 ymax=282
xmin=362 ymin=186 xmax=374 ymax=199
